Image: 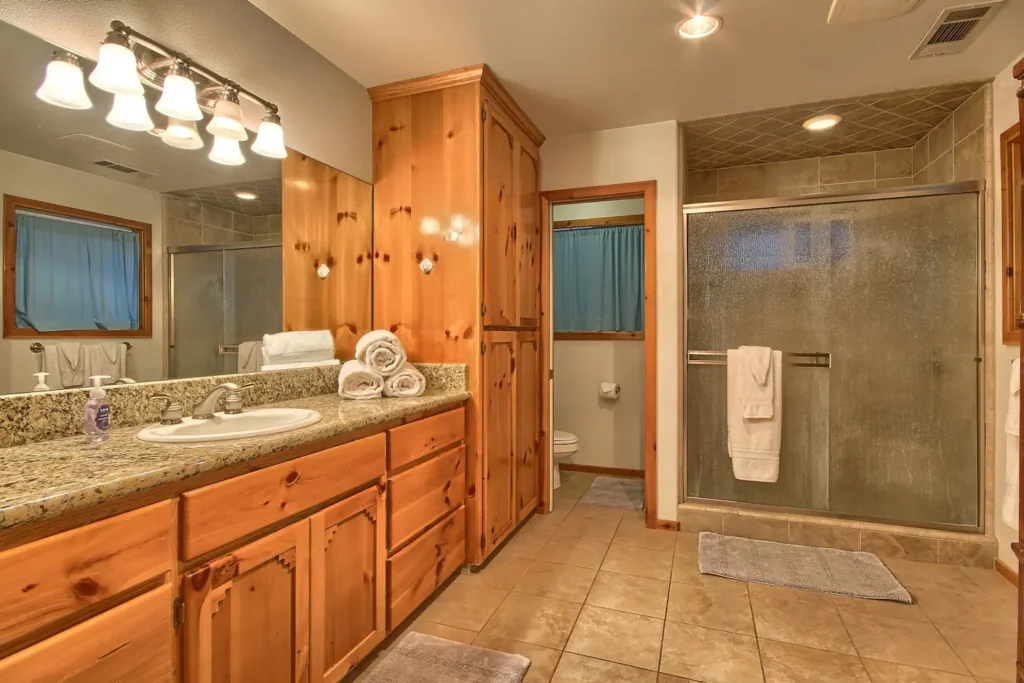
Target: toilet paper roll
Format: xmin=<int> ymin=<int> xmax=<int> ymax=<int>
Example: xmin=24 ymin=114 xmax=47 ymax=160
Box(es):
xmin=599 ymin=382 xmax=620 ymax=399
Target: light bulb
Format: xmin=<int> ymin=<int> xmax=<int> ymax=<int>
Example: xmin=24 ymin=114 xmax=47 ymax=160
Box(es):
xmin=420 ymin=217 xmax=441 ymax=236
xmin=156 ymin=64 xmax=202 ymax=121
xmin=251 ymin=111 xmax=287 ymax=159
xmin=676 ymin=14 xmax=723 ymax=39
xmin=209 ymin=136 xmax=245 ymax=165
xmin=106 ymin=94 xmax=154 ymax=131
xmin=162 ymin=118 xmax=204 ymax=150
xmin=206 ymin=89 xmax=247 ymax=141
xmin=88 ymin=31 xmax=143 ymax=95
xmin=36 ymin=52 xmax=92 ymax=110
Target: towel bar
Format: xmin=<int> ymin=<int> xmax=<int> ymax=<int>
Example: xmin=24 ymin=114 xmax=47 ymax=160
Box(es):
xmin=686 ymin=350 xmax=831 ymax=368
xmin=29 ymin=341 xmax=132 ymax=353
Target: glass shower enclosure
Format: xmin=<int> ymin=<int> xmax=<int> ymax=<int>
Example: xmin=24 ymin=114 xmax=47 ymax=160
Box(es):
xmin=683 ymin=183 xmax=983 ymax=530
xmin=168 ymin=242 xmax=283 ymax=379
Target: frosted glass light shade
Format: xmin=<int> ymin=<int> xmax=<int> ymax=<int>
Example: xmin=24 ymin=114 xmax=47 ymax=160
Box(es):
xmin=206 ymin=94 xmax=247 ymax=141
xmin=36 ymin=55 xmax=92 ymax=110
xmin=89 ymin=41 xmax=143 ymax=95
xmin=251 ymin=118 xmax=287 ymax=159
xmin=156 ymin=72 xmax=202 ymax=121
xmin=163 ymin=118 xmax=204 ymax=150
xmin=106 ymin=94 xmax=154 ymax=131
xmin=209 ymin=136 xmax=245 ymax=165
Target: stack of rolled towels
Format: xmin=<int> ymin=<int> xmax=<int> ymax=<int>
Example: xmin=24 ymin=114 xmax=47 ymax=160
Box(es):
xmin=338 ymin=330 xmax=426 ymax=400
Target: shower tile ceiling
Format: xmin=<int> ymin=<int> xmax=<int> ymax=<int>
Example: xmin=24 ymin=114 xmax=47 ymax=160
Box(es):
xmin=683 ymin=82 xmax=985 ymax=172
xmin=167 ymin=177 xmax=282 ymax=216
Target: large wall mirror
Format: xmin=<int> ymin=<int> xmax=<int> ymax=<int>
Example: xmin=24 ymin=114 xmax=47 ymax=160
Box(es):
xmin=0 ymin=19 xmax=372 ymax=395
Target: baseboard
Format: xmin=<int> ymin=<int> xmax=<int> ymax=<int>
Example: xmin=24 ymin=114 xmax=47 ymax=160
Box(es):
xmin=656 ymin=519 xmax=681 ymax=531
xmin=996 ymin=558 xmax=1018 ymax=586
xmin=559 ymin=464 xmax=644 ymax=478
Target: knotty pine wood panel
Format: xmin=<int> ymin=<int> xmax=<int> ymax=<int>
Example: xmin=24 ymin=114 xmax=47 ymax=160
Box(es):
xmin=387 ymin=407 xmax=465 ymax=471
xmin=483 ymin=331 xmax=516 ymax=551
xmin=282 ymin=152 xmax=372 ymax=360
xmin=515 ymin=334 xmax=541 ymax=519
xmin=516 ymin=143 xmax=541 ymax=328
xmin=482 ymin=101 xmax=517 ymax=327
xmin=388 ymin=445 xmax=467 ymax=551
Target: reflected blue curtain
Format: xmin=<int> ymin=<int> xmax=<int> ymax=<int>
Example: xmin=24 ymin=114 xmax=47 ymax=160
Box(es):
xmin=15 ymin=212 xmax=140 ymax=332
xmin=554 ymin=225 xmax=644 ymax=332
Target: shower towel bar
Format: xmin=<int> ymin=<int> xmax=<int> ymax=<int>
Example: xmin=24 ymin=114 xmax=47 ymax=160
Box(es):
xmin=687 ymin=350 xmax=831 ymax=368
xmin=29 ymin=341 xmax=132 ymax=353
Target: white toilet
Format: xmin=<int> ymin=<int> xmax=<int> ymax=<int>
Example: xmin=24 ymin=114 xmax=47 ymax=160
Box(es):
xmin=552 ymin=430 xmax=579 ymax=489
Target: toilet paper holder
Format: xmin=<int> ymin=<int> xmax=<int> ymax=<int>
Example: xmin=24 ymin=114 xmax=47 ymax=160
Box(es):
xmin=599 ymin=382 xmax=620 ymax=400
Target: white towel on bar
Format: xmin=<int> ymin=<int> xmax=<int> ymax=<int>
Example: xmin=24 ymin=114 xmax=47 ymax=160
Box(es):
xmin=261 ymin=359 xmax=341 ymax=371
xmin=83 ymin=342 xmax=125 ymax=383
xmin=338 ymin=360 xmax=384 ymax=400
xmin=55 ymin=342 xmax=85 ymax=388
xmin=1003 ymin=357 xmax=1020 ymax=530
xmin=42 ymin=345 xmax=63 ymax=389
xmin=727 ymin=348 xmax=783 ymax=483
xmin=238 ymin=341 xmax=263 ymax=373
xmin=383 ymin=362 xmax=426 ymax=398
xmin=739 ymin=345 xmax=775 ymax=418
xmin=262 ymin=330 xmax=335 ymax=366
xmin=355 ymin=330 xmax=407 ymax=377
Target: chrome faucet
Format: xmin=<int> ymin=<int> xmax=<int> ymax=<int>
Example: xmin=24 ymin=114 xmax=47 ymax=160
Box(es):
xmin=192 ymin=382 xmax=254 ymax=419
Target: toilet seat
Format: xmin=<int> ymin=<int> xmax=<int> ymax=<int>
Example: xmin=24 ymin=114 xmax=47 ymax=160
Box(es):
xmin=553 ymin=430 xmax=578 ymax=456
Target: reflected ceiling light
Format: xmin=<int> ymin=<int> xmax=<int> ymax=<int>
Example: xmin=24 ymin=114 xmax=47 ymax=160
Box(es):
xmin=803 ymin=114 xmax=843 ymax=131
xmin=89 ymin=30 xmax=143 ymax=95
xmin=106 ymin=93 xmax=154 ymax=131
xmin=209 ymin=135 xmax=245 ymax=165
xmin=207 ymin=88 xmax=247 ymax=141
xmin=162 ymin=118 xmax=204 ymax=150
xmin=36 ymin=51 xmax=92 ymax=110
xmin=235 ymin=190 xmax=258 ymax=200
xmin=676 ymin=14 xmax=723 ymax=39
xmin=251 ymin=110 xmax=288 ymax=159
xmin=155 ymin=62 xmax=202 ymax=121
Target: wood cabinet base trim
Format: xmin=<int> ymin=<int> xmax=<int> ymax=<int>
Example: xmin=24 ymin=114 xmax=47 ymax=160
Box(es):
xmin=656 ymin=519 xmax=682 ymax=531
xmin=558 ymin=464 xmax=644 ymax=478
xmin=996 ymin=557 xmax=1018 ymax=586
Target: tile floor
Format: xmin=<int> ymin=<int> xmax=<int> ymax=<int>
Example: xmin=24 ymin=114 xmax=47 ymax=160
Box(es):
xmin=347 ymin=471 xmax=1017 ymax=683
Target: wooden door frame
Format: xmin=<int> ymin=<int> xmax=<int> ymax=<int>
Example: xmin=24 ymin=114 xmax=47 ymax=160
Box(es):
xmin=540 ymin=181 xmax=659 ymax=528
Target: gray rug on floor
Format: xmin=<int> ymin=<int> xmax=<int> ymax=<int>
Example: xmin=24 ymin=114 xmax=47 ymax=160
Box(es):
xmin=698 ymin=532 xmax=913 ymax=603
xmin=365 ymin=632 xmax=531 ymax=683
xmin=578 ymin=475 xmax=644 ymax=510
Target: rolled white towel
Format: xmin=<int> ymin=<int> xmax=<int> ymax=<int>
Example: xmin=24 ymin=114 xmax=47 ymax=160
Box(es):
xmin=263 ymin=330 xmax=335 ymax=365
xmin=338 ymin=360 xmax=384 ymax=400
xmin=355 ymin=330 xmax=407 ymax=377
xmin=383 ymin=362 xmax=426 ymax=398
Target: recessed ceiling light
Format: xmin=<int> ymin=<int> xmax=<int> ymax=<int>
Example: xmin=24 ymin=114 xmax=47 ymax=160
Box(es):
xmin=235 ymin=190 xmax=258 ymax=200
xmin=676 ymin=14 xmax=723 ymax=40
xmin=803 ymin=114 xmax=842 ymax=131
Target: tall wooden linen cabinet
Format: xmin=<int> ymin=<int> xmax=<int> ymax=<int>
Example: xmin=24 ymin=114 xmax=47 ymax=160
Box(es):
xmin=370 ymin=65 xmax=545 ymax=564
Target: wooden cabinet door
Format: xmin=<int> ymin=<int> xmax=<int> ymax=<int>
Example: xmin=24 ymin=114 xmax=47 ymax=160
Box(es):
xmin=0 ymin=584 xmax=173 ymax=683
xmin=482 ymin=100 xmax=517 ymax=327
xmin=516 ymin=334 xmax=541 ymax=519
xmin=483 ymin=331 xmax=516 ymax=549
xmin=310 ymin=487 xmax=385 ymax=683
xmin=183 ymin=521 xmax=310 ymax=683
xmin=516 ymin=143 xmax=541 ymax=328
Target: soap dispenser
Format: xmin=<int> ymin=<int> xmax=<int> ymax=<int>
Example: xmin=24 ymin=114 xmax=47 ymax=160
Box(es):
xmin=84 ymin=375 xmax=112 ymax=443
xmin=32 ymin=372 xmax=50 ymax=391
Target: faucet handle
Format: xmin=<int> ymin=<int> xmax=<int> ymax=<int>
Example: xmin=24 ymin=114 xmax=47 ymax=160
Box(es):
xmin=223 ymin=383 xmax=255 ymax=415
xmin=149 ymin=393 xmax=184 ymax=425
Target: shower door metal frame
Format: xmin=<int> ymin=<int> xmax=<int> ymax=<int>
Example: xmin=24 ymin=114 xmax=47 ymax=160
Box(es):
xmin=680 ymin=181 xmax=986 ymax=533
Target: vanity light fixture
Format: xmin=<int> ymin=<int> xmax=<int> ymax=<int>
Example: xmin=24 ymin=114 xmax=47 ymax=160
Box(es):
xmin=162 ymin=118 xmax=204 ymax=150
xmin=155 ymin=62 xmax=202 ymax=121
xmin=234 ymin=190 xmax=258 ymax=200
xmin=676 ymin=14 xmax=723 ymax=39
xmin=250 ymin=110 xmax=288 ymax=159
xmin=207 ymin=88 xmax=247 ymax=141
xmin=209 ymin=136 xmax=246 ymax=166
xmin=36 ymin=52 xmax=92 ymax=110
xmin=803 ymin=114 xmax=842 ymax=131
xmin=106 ymin=93 xmax=154 ymax=131
xmin=89 ymin=29 xmax=144 ymax=95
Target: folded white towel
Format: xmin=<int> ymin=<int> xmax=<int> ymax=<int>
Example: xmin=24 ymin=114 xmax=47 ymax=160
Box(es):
xmin=42 ymin=345 xmax=63 ymax=389
xmin=262 ymin=330 xmax=335 ymax=365
xmin=238 ymin=341 xmax=263 ymax=373
xmin=739 ymin=346 xmax=775 ymax=418
xmin=55 ymin=342 xmax=85 ymax=388
xmin=338 ymin=360 xmax=384 ymax=400
xmin=727 ymin=348 xmax=783 ymax=483
xmin=355 ymin=330 xmax=407 ymax=377
xmin=1003 ymin=357 xmax=1020 ymax=529
xmin=83 ymin=342 xmax=125 ymax=384
xmin=383 ymin=362 xmax=426 ymax=398
xmin=261 ymin=359 xmax=341 ymax=371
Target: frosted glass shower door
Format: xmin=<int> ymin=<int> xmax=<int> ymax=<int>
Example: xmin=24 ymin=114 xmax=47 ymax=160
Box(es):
xmin=685 ymin=190 xmax=980 ymax=529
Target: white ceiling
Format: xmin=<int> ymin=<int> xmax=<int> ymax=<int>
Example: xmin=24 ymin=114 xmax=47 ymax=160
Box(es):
xmin=249 ymin=0 xmax=1024 ymax=137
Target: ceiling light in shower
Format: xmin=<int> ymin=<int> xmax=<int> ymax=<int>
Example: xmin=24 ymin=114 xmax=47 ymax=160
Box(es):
xmin=803 ymin=114 xmax=842 ymax=131
xmin=235 ymin=190 xmax=258 ymax=200
xmin=251 ymin=110 xmax=288 ymax=159
xmin=36 ymin=52 xmax=93 ymax=110
xmin=207 ymin=88 xmax=247 ymax=141
xmin=106 ymin=93 xmax=154 ymax=131
xmin=162 ymin=118 xmax=204 ymax=150
xmin=155 ymin=62 xmax=202 ymax=121
xmin=89 ymin=30 xmax=143 ymax=95
xmin=676 ymin=14 xmax=723 ymax=39
xmin=209 ymin=136 xmax=246 ymax=165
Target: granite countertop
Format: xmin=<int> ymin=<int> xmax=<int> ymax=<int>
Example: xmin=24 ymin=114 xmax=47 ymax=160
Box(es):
xmin=0 ymin=390 xmax=470 ymax=532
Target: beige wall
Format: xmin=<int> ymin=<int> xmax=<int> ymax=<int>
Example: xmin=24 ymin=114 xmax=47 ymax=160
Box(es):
xmin=552 ymin=198 xmax=645 ymax=222
xmin=0 ymin=149 xmax=165 ymax=394
xmin=911 ymin=86 xmax=989 ymax=185
xmin=542 ymin=120 xmax=680 ymax=521
xmin=163 ymin=196 xmax=281 ymax=247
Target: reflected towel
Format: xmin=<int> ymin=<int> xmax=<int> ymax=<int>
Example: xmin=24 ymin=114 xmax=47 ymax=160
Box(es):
xmin=1003 ymin=358 xmax=1020 ymax=530
xmin=55 ymin=342 xmax=84 ymax=388
xmin=42 ymin=345 xmax=63 ymax=389
xmin=84 ymin=342 xmax=125 ymax=383
xmin=238 ymin=341 xmax=263 ymax=373
xmin=262 ymin=330 xmax=335 ymax=365
xmin=338 ymin=360 xmax=384 ymax=400
xmin=261 ymin=359 xmax=340 ymax=371
xmin=727 ymin=348 xmax=782 ymax=483
xmin=383 ymin=362 xmax=426 ymax=398
xmin=355 ymin=330 xmax=407 ymax=377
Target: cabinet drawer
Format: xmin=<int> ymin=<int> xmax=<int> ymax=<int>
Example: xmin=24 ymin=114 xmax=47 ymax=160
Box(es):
xmin=388 ymin=408 xmax=465 ymax=471
xmin=388 ymin=445 xmax=466 ymax=551
xmin=0 ymin=500 xmax=173 ymax=649
xmin=0 ymin=583 xmax=173 ymax=683
xmin=181 ymin=434 xmax=386 ymax=559
xmin=386 ymin=506 xmax=465 ymax=629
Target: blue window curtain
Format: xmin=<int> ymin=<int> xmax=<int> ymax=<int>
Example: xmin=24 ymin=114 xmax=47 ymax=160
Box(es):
xmin=554 ymin=225 xmax=644 ymax=332
xmin=15 ymin=212 xmax=140 ymax=332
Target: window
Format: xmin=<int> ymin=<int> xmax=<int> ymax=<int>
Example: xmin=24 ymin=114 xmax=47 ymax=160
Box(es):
xmin=3 ymin=195 xmax=152 ymax=337
xmin=553 ymin=223 xmax=644 ymax=337
xmin=1002 ymin=123 xmax=1021 ymax=344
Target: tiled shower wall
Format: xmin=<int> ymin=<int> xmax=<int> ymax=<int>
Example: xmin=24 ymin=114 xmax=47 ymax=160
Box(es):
xmin=163 ymin=196 xmax=282 ymax=247
xmin=911 ymin=84 xmax=988 ymax=185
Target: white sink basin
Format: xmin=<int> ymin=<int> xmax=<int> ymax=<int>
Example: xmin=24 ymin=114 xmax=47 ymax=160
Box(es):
xmin=136 ymin=408 xmax=322 ymax=443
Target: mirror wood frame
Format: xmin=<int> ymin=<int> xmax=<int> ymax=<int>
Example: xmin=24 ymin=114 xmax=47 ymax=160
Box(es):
xmin=1001 ymin=122 xmax=1021 ymax=344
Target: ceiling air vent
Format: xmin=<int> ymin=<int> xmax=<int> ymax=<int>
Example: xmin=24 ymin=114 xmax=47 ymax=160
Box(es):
xmin=910 ymin=1 xmax=1004 ymax=59
xmin=94 ymin=159 xmax=143 ymax=174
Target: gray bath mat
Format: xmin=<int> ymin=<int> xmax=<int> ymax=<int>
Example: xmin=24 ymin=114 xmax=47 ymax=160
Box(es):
xmin=698 ymin=532 xmax=912 ymax=603
xmin=366 ymin=632 xmax=531 ymax=683
xmin=579 ymin=475 xmax=644 ymax=510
